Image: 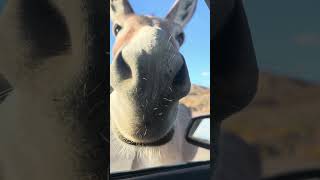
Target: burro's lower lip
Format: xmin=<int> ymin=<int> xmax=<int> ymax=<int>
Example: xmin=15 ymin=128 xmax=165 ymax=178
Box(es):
xmin=110 ymin=91 xmax=178 ymax=146
xmin=112 ymin=123 xmax=175 ymax=146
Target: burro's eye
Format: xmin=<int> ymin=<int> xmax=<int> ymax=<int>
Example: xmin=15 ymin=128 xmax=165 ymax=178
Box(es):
xmin=113 ymin=24 xmax=122 ymax=36
xmin=176 ymin=32 xmax=185 ymax=46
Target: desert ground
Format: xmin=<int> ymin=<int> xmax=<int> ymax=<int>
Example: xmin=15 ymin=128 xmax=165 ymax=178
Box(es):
xmin=222 ymin=72 xmax=320 ymax=176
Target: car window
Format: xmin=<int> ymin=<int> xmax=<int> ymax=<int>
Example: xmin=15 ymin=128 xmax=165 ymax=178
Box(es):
xmin=222 ymin=0 xmax=320 ymax=177
xmin=109 ymin=0 xmax=210 ymax=174
xmin=0 ymin=0 xmax=6 ymax=13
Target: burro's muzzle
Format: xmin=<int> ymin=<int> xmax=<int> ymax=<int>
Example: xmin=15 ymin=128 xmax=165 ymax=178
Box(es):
xmin=110 ymin=26 xmax=191 ymax=145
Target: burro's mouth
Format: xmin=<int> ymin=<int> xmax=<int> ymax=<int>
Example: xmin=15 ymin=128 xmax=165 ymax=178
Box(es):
xmin=112 ymin=122 xmax=175 ymax=146
xmin=110 ymin=90 xmax=180 ymax=146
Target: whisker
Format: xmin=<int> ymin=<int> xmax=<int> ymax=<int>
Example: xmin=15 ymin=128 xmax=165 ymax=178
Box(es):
xmin=143 ymin=125 xmax=147 ymax=137
xmin=163 ymin=98 xmax=173 ymax=102
xmin=168 ymin=52 xmax=177 ymax=62
xmin=135 ymin=128 xmax=140 ymax=136
xmin=163 ymin=33 xmax=174 ymax=68
xmin=167 ymin=42 xmax=173 ymax=53
xmin=167 ymin=33 xmax=173 ymax=45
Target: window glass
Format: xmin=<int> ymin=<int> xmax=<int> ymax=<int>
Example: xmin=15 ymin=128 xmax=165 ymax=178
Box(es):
xmin=222 ymin=0 xmax=320 ymax=177
xmin=0 ymin=0 xmax=6 ymax=13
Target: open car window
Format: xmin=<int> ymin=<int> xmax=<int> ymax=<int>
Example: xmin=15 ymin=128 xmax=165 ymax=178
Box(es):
xmin=222 ymin=0 xmax=320 ymax=178
xmin=109 ymin=0 xmax=210 ymax=174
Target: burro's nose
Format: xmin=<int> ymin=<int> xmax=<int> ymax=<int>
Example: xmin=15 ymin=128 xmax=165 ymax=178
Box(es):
xmin=111 ymin=26 xmax=190 ymax=101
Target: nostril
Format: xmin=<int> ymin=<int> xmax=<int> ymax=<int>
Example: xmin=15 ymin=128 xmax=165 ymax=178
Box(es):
xmin=115 ymin=52 xmax=132 ymax=81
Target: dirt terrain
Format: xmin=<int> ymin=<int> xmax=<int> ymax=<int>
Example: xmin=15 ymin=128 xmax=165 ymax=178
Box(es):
xmin=180 ymin=84 xmax=210 ymax=117
xmin=221 ymin=72 xmax=320 ymax=176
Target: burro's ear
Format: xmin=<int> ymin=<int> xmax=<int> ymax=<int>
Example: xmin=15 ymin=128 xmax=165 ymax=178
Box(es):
xmin=165 ymin=0 xmax=198 ymax=28
xmin=110 ymin=0 xmax=134 ymax=23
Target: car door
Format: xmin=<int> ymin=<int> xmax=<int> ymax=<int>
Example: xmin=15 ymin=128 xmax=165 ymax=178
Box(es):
xmin=110 ymin=161 xmax=210 ymax=180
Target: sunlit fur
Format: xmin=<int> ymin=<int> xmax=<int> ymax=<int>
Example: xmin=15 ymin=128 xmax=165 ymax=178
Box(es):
xmin=110 ymin=0 xmax=198 ymax=171
xmin=110 ymin=104 xmax=198 ymax=171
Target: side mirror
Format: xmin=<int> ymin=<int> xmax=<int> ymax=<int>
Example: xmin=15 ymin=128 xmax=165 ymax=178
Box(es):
xmin=186 ymin=115 xmax=210 ymax=149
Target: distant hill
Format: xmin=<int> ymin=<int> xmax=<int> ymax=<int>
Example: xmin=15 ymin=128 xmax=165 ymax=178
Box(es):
xmin=222 ymin=72 xmax=320 ymax=176
xmin=180 ymin=84 xmax=210 ymax=117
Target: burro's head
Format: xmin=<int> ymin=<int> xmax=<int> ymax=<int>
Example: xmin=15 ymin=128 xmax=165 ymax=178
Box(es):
xmin=110 ymin=0 xmax=197 ymax=145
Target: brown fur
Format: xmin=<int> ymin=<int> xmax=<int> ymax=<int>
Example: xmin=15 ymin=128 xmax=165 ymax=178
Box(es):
xmin=110 ymin=0 xmax=198 ymax=171
xmin=112 ymin=15 xmax=181 ymax=56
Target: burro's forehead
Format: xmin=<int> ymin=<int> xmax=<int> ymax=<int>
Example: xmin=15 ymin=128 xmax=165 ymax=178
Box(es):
xmin=117 ymin=14 xmax=181 ymax=32
xmin=112 ymin=14 xmax=182 ymax=56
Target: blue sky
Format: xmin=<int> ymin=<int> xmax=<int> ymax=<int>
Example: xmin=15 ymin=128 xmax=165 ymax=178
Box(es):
xmin=109 ymin=0 xmax=210 ymax=87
